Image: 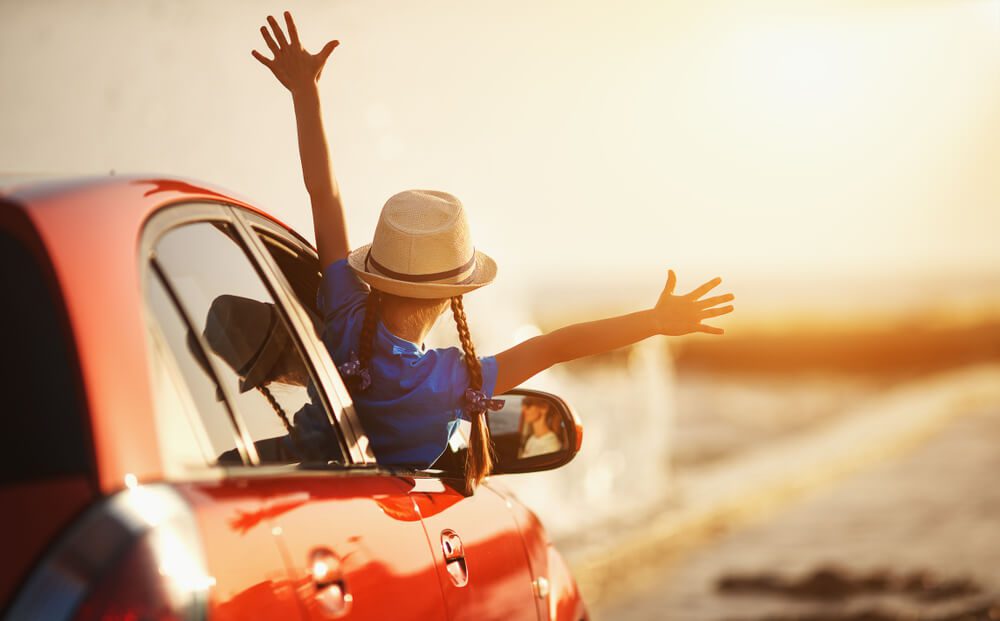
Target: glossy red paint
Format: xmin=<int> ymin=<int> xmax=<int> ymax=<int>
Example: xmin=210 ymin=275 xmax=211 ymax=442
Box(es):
xmin=242 ymin=474 xmax=450 ymax=620
xmin=1 ymin=175 xmax=284 ymax=492
xmin=1 ymin=175 xmax=587 ymax=620
xmin=489 ymin=480 xmax=589 ymax=621
xmin=0 ymin=176 xmax=307 ymax=612
xmin=174 ymin=480 xmax=305 ymax=620
xmin=409 ymin=478 xmax=539 ymax=621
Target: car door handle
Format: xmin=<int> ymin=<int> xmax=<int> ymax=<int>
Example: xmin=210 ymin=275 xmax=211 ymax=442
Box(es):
xmin=440 ymin=529 xmax=469 ymax=587
xmin=310 ymin=547 xmax=353 ymax=618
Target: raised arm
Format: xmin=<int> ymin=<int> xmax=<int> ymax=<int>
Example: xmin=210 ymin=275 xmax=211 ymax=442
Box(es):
xmin=252 ymin=12 xmax=348 ymax=269
xmin=493 ymin=271 xmax=734 ymax=394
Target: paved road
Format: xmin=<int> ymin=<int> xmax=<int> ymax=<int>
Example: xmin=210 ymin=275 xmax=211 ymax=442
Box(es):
xmin=595 ymin=405 xmax=1000 ymax=620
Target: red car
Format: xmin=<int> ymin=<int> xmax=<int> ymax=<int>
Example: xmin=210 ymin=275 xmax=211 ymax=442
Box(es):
xmin=0 ymin=175 xmax=587 ymax=621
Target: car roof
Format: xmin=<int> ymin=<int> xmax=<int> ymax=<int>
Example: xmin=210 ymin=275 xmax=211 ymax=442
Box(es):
xmin=0 ymin=174 xmax=298 ymax=492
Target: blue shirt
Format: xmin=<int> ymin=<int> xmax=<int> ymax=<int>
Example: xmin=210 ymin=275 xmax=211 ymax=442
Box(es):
xmin=317 ymin=259 xmax=499 ymax=467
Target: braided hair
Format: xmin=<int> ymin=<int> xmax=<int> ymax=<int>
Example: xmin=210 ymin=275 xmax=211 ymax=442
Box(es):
xmin=357 ymin=291 xmax=382 ymax=373
xmin=256 ymin=383 xmax=308 ymax=461
xmin=256 ymin=384 xmax=293 ymax=433
xmin=450 ymin=295 xmax=494 ymax=489
xmin=351 ymin=291 xmax=494 ymax=489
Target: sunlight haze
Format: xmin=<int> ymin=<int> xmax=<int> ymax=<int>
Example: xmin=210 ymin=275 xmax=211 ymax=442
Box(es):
xmin=1 ymin=0 xmax=997 ymax=320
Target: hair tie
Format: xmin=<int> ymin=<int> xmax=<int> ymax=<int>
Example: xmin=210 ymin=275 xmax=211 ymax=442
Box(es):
xmin=338 ymin=351 xmax=372 ymax=391
xmin=464 ymin=388 xmax=504 ymax=416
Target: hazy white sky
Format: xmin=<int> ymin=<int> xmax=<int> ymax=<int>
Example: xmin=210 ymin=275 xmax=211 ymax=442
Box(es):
xmin=1 ymin=0 xmax=998 ymax=313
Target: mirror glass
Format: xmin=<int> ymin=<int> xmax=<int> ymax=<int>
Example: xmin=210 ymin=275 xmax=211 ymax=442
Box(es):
xmin=487 ymin=394 xmax=570 ymax=465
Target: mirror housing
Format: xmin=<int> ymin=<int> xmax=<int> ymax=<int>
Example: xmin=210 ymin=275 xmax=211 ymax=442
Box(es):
xmin=486 ymin=388 xmax=583 ymax=475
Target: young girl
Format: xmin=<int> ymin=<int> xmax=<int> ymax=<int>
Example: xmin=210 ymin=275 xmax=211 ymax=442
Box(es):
xmin=252 ymin=13 xmax=734 ymax=489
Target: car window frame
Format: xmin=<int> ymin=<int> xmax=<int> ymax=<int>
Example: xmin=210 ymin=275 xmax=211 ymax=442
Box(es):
xmin=140 ymin=203 xmax=261 ymax=470
xmin=139 ymin=201 xmax=364 ymax=473
xmin=143 ymin=265 xmax=241 ymax=476
xmin=231 ymin=208 xmax=375 ymax=466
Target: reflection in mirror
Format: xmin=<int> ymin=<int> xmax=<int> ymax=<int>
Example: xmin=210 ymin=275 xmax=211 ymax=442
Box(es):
xmin=487 ymin=394 xmax=569 ymax=466
xmin=427 ymin=391 xmax=575 ymax=476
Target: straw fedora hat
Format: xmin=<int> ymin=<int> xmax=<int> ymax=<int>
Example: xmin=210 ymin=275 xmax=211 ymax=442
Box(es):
xmin=347 ymin=190 xmax=497 ymax=299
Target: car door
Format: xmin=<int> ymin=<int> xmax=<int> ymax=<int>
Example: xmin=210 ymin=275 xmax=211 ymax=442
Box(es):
xmin=141 ymin=206 xmax=305 ymax=620
xmin=408 ymin=474 xmax=540 ymax=620
xmin=239 ymin=210 xmax=541 ymax=620
xmin=148 ymin=204 xmax=447 ymax=620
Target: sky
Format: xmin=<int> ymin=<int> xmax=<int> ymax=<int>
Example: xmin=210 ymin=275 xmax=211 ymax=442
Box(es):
xmin=1 ymin=0 xmax=998 ymax=322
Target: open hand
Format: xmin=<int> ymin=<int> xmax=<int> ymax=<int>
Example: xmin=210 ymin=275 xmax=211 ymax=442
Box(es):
xmin=654 ymin=271 xmax=734 ymax=336
xmin=252 ymin=12 xmax=339 ymax=94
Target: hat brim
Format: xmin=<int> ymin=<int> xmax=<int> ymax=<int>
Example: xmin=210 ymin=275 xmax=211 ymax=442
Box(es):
xmin=239 ymin=315 xmax=290 ymax=392
xmin=347 ymin=245 xmax=497 ymax=299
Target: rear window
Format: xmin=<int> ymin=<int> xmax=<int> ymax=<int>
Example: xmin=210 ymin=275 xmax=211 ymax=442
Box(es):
xmin=0 ymin=229 xmax=89 ymax=484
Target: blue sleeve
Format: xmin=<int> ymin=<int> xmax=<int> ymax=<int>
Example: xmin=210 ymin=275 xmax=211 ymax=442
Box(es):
xmin=317 ymin=259 xmax=368 ymax=321
xmin=317 ymin=259 xmax=368 ymax=355
xmin=419 ymin=348 xmax=500 ymax=422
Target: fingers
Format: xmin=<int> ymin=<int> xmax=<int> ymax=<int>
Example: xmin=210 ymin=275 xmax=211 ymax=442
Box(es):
xmin=318 ymin=39 xmax=340 ymax=62
xmin=697 ymin=293 xmax=735 ymax=309
xmin=251 ymin=49 xmax=274 ymax=68
xmin=267 ymin=15 xmax=289 ymax=48
xmin=700 ymin=305 xmax=734 ymax=319
xmin=284 ymin=11 xmax=299 ymax=45
xmin=260 ymin=26 xmax=279 ymax=55
xmin=665 ymin=269 xmax=676 ymax=295
xmin=685 ymin=276 xmax=722 ymax=300
xmin=697 ymin=324 xmax=725 ymax=335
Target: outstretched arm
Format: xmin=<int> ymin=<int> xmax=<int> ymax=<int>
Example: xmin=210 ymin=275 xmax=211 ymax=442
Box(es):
xmin=493 ymin=271 xmax=734 ymax=394
xmin=253 ymin=12 xmax=347 ymax=269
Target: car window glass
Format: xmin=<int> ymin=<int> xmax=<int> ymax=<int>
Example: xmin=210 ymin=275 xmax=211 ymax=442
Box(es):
xmin=256 ymin=230 xmax=322 ymax=333
xmin=153 ymin=222 xmax=344 ymax=466
xmin=145 ymin=271 xmax=242 ymax=465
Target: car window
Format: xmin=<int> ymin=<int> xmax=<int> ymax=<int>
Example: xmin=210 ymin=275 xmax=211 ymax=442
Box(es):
xmin=242 ymin=216 xmax=373 ymax=466
xmin=152 ymin=221 xmax=345 ymax=466
xmin=144 ymin=270 xmax=244 ymax=465
xmin=255 ymin=230 xmax=323 ymax=332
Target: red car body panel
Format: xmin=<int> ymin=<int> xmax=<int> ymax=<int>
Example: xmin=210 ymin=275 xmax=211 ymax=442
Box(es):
xmin=173 ymin=480 xmax=305 ymax=620
xmin=2 ymin=177 xmax=284 ymax=492
xmin=488 ymin=480 xmax=588 ymax=621
xmin=0 ymin=175 xmax=586 ymax=620
xmin=239 ymin=475 xmax=450 ymax=621
xmin=409 ymin=479 xmax=539 ymax=621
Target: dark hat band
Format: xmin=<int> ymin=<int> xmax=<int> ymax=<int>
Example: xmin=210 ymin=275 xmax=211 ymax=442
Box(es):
xmin=237 ymin=306 xmax=278 ymax=378
xmin=365 ymin=249 xmax=478 ymax=284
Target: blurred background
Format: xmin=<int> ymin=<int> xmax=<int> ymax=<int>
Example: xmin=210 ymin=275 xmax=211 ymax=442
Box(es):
xmin=2 ymin=0 xmax=999 ymax=618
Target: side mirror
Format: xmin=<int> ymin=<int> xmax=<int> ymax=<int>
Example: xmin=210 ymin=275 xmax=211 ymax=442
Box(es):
xmin=487 ymin=388 xmax=583 ymax=475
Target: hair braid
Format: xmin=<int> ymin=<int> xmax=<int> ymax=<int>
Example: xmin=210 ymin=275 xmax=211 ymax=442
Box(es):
xmin=256 ymin=383 xmax=308 ymax=460
xmin=355 ymin=291 xmax=381 ymax=388
xmin=451 ymin=295 xmax=493 ymax=489
xmin=257 ymin=384 xmax=293 ymax=432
